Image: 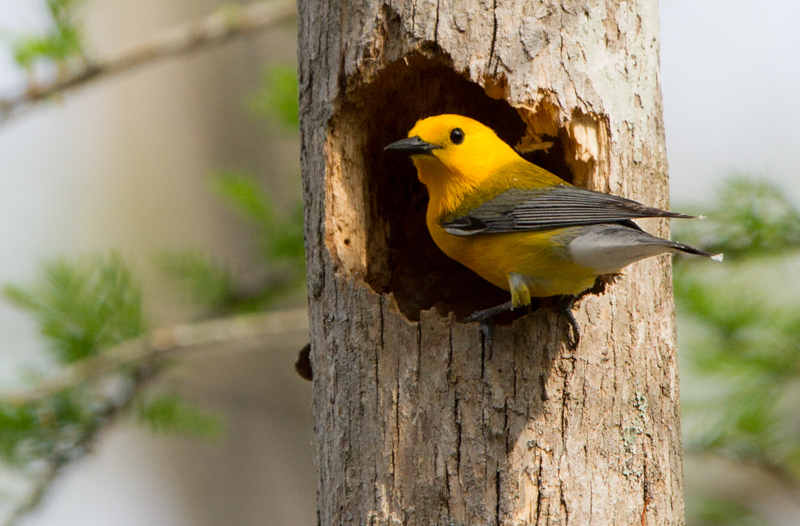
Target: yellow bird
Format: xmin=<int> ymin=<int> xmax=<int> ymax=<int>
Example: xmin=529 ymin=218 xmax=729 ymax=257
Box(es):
xmin=385 ymin=114 xmax=720 ymax=348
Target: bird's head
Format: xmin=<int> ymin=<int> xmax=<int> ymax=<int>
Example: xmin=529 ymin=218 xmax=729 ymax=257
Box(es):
xmin=385 ymin=115 xmax=520 ymax=192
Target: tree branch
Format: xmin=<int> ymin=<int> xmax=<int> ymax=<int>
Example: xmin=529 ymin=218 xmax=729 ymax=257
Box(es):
xmin=2 ymin=308 xmax=308 ymax=405
xmin=0 ymin=0 xmax=296 ymax=126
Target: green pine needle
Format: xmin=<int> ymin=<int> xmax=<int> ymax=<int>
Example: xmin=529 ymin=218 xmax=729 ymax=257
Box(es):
xmin=0 ymin=390 xmax=91 ymax=468
xmin=134 ymin=392 xmax=223 ymax=439
xmin=210 ymin=171 xmax=305 ymax=264
xmin=2 ymin=252 xmax=145 ymax=364
xmin=674 ymin=177 xmax=800 ymax=261
xmin=154 ymin=250 xmax=233 ymax=310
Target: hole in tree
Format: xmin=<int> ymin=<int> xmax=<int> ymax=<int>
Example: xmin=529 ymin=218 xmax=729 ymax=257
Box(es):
xmin=327 ymin=54 xmax=586 ymax=322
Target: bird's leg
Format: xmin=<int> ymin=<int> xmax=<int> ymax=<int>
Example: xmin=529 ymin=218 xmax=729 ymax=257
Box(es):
xmin=554 ymin=295 xmax=580 ymax=350
xmin=464 ymin=300 xmax=514 ymax=354
xmin=465 ymin=297 xmax=581 ymax=351
xmin=464 ymin=300 xmax=515 ymax=323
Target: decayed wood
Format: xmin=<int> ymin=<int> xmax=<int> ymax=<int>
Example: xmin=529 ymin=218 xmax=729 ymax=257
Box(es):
xmin=299 ymin=0 xmax=684 ymax=524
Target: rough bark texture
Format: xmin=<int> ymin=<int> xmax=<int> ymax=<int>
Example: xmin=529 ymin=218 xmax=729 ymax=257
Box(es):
xmin=298 ymin=1 xmax=684 ymax=524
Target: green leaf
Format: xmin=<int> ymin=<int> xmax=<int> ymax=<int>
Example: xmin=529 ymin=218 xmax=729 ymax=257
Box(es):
xmin=0 ymin=402 xmax=40 ymax=466
xmin=158 ymin=171 xmax=306 ymax=314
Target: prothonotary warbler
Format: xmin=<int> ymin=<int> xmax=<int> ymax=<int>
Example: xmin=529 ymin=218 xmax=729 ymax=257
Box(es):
xmin=385 ymin=114 xmax=721 ymax=348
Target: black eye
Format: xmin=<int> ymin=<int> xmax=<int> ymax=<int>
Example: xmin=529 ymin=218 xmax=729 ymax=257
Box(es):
xmin=450 ymin=128 xmax=465 ymax=145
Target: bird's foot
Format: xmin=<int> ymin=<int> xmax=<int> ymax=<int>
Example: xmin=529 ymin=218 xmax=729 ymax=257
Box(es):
xmin=464 ymin=300 xmax=514 ymax=324
xmin=464 ymin=300 xmax=514 ymax=358
xmin=465 ymin=298 xmax=580 ymax=352
xmin=554 ymin=295 xmax=580 ymax=350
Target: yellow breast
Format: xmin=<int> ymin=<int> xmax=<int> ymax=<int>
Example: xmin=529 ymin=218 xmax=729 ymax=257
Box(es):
xmin=426 ymin=212 xmax=598 ymax=299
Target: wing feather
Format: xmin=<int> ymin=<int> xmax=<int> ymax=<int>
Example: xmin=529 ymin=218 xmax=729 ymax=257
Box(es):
xmin=441 ymin=185 xmax=693 ymax=236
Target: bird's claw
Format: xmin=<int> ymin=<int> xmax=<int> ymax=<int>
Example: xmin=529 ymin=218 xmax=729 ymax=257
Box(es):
xmin=465 ymin=297 xmax=580 ymax=354
xmin=555 ymin=295 xmax=581 ymax=350
xmin=463 ymin=314 xmax=494 ymax=356
xmin=463 ymin=312 xmax=483 ymax=324
xmin=563 ymin=309 xmax=581 ymax=350
xmin=480 ymin=321 xmax=493 ymax=358
xmin=463 ymin=307 xmax=508 ymax=360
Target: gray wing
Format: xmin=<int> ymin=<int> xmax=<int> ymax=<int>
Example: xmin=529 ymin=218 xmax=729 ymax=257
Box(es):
xmin=441 ymin=185 xmax=693 ymax=236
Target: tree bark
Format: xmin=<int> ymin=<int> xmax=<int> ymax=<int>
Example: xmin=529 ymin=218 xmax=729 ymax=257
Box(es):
xmin=298 ymin=0 xmax=684 ymax=524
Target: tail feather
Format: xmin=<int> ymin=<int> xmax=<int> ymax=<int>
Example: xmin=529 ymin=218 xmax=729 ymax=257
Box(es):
xmin=567 ymin=223 xmax=723 ymax=275
xmin=665 ymin=240 xmax=723 ymax=261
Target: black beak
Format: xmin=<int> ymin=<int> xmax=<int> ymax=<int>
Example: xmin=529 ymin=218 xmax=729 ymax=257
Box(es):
xmin=384 ymin=136 xmax=442 ymax=154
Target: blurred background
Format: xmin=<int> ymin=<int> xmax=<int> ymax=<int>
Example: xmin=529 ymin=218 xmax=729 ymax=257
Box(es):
xmin=0 ymin=0 xmax=798 ymax=525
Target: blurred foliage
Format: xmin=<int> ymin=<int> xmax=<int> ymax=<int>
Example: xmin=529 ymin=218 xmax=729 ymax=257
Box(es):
xmin=0 ymin=58 xmax=302 ymax=525
xmin=159 ymin=172 xmax=305 ymax=314
xmin=0 ymin=387 xmax=100 ymax=470
xmin=211 ymin=170 xmax=305 ymax=263
xmin=3 ymin=253 xmax=144 ymax=364
xmin=0 ymin=4 xmax=304 ymax=525
xmin=134 ymin=392 xmax=223 ymax=438
xmin=247 ymin=64 xmax=299 ymax=128
xmin=10 ymin=0 xmax=87 ymax=71
xmin=159 ymin=64 xmax=304 ymax=314
xmin=0 ymin=254 xmax=221 ymax=524
xmin=675 ymin=178 xmax=800 ymax=524
xmin=154 ymin=250 xmax=234 ymax=312
xmin=693 ymin=498 xmax=771 ymax=526
xmin=676 ymin=176 xmax=800 ymax=261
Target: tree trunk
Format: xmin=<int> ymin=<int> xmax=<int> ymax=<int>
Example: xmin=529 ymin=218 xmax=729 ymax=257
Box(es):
xmin=298 ymin=0 xmax=684 ymax=524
